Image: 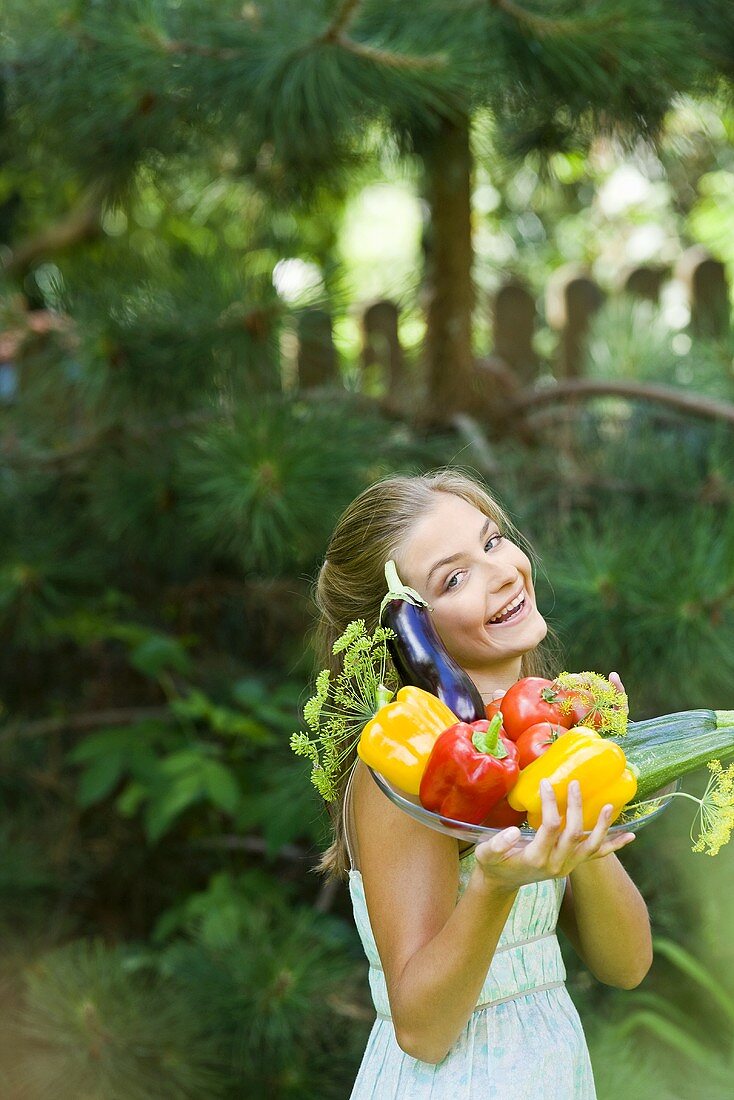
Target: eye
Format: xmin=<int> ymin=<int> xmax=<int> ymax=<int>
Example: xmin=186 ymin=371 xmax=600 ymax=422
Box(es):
xmin=485 ymin=534 xmax=503 ymax=551
xmin=445 ymin=571 xmax=464 ymax=591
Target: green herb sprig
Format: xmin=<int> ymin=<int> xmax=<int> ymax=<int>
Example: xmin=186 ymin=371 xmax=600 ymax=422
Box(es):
xmin=622 ymin=759 xmax=734 ymax=856
xmin=554 ymin=670 xmax=629 ymax=739
xmin=290 ymin=620 xmax=398 ymax=801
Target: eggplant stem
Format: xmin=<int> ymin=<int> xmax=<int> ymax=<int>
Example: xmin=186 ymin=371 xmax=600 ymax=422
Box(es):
xmin=379 ymin=560 xmax=432 ymax=619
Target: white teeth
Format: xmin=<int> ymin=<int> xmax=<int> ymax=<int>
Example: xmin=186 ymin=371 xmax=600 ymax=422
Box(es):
xmin=489 ymin=590 xmax=525 ymax=623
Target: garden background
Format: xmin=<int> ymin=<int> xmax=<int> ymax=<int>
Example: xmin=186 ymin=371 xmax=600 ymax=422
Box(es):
xmin=1 ymin=2 xmax=734 ymax=1097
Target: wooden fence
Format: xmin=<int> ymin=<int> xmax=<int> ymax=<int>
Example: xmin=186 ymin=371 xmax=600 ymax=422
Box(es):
xmin=295 ymin=247 xmax=732 ymax=423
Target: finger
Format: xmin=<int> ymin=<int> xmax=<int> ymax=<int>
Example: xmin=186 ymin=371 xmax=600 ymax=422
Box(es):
xmin=476 ymin=827 xmax=521 ymax=862
xmin=557 ymin=779 xmax=585 ymax=852
xmin=608 ymin=671 xmax=630 ymax=713
xmin=530 ymin=779 xmax=563 ymax=854
xmin=587 ymin=832 xmax=636 ymax=860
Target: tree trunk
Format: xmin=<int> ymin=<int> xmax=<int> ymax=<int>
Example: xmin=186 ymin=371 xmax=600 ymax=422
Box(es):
xmin=421 ymin=114 xmax=474 ymax=421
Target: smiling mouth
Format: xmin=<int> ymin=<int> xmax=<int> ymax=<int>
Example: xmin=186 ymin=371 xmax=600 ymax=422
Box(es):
xmin=487 ymin=593 xmax=527 ymax=626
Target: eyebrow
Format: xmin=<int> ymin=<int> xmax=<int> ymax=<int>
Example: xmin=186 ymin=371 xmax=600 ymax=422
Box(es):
xmin=425 ymin=517 xmax=493 ymax=586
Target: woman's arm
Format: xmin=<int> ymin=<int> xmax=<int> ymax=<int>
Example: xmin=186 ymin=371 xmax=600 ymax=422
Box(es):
xmin=354 ymin=762 xmax=519 ymax=1065
xmin=558 ymin=854 xmax=653 ymax=988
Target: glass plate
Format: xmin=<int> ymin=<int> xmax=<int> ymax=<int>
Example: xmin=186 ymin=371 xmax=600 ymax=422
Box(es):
xmin=368 ymin=769 xmax=681 ymax=846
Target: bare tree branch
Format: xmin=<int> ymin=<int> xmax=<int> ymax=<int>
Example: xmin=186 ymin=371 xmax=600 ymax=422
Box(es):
xmin=0 ymin=707 xmax=171 ymax=747
xmin=2 ymin=201 xmax=104 ymax=279
xmin=509 ymin=378 xmax=734 ymax=426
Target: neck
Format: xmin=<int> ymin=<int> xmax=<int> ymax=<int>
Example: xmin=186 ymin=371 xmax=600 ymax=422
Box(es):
xmin=468 ymin=655 xmax=524 ymax=700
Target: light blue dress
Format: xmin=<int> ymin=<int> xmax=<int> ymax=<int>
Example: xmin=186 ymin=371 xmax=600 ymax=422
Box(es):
xmin=346 ymin=841 xmax=597 ymax=1099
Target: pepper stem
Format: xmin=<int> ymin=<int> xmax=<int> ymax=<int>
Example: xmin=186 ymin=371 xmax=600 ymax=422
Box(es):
xmin=471 ymin=713 xmax=508 ymax=759
xmin=375 ymin=683 xmax=394 ymax=710
xmin=379 ymin=560 xmax=431 ymax=620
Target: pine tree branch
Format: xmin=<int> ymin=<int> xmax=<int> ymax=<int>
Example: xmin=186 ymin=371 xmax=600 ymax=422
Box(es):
xmin=509 ymin=379 xmax=734 ymax=426
xmin=321 ymin=0 xmax=363 ymax=41
xmin=0 ymin=707 xmax=171 ymax=747
xmin=149 ymin=31 xmax=244 ymax=62
xmin=149 ymin=15 xmax=445 ymax=73
xmin=490 ymin=0 xmax=581 ymax=36
xmin=319 ymin=0 xmax=446 ymax=69
xmin=335 ymin=36 xmax=447 ymax=71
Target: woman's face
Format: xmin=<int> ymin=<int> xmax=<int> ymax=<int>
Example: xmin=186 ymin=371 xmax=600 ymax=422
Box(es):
xmin=397 ymin=492 xmax=547 ymax=688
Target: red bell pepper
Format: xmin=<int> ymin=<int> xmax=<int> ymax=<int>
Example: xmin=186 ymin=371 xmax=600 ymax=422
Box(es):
xmin=419 ymin=714 xmax=520 ymax=824
xmin=481 ymin=794 xmax=526 ymax=829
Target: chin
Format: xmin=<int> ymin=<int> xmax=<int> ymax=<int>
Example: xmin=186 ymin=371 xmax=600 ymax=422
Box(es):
xmin=532 ymin=613 xmax=549 ymax=644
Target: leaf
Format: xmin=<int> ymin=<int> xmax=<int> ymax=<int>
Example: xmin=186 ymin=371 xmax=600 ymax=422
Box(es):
xmin=76 ymin=749 xmax=126 ymax=808
xmin=116 ymin=780 xmax=148 ymax=817
xmin=200 ymin=760 xmax=241 ymax=815
xmin=653 ymin=937 xmax=734 ymax=1026
xmin=129 ymin=632 xmax=192 ymax=678
xmin=144 ymin=773 xmax=204 ymax=842
xmin=615 ymin=1011 xmax=717 ymax=1072
xmin=170 ymin=689 xmax=274 ymax=743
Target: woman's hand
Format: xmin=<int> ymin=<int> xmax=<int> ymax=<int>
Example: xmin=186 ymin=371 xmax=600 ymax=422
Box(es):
xmin=473 ymin=778 xmax=635 ymax=893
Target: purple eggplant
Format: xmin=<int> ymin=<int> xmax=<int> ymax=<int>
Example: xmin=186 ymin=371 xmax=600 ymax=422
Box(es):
xmin=379 ymin=561 xmax=485 ymax=723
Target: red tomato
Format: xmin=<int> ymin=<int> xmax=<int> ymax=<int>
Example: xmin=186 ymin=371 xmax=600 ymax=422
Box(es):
xmin=498 ymin=677 xmax=575 ymax=741
xmin=515 ymin=722 xmax=567 ymax=769
xmin=558 ymin=687 xmax=604 ymax=730
xmin=485 ymin=700 xmax=503 ymax=722
xmin=482 ymin=795 xmax=526 ymax=829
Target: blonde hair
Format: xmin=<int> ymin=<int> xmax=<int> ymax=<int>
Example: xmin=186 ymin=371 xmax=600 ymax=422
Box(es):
xmin=312 ymin=469 xmax=561 ymax=880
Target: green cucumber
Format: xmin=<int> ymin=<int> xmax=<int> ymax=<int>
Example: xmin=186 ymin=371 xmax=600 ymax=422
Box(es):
xmin=612 ymin=710 xmax=734 ymax=801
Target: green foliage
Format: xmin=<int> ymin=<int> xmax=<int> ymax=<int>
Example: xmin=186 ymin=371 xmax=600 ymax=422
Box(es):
xmin=1 ymin=3 xmax=734 ymax=1095
xmin=48 ymin=608 xmax=194 ymax=677
xmin=181 ymin=396 xmax=418 ymax=574
xmin=584 ymin=297 xmax=734 ymax=401
xmin=66 ymin=679 xmax=279 ymax=840
xmin=154 ymin=881 xmax=370 ymax=1098
xmin=537 ymin=499 xmax=734 ymax=714
xmin=605 ymin=937 xmax=734 ymax=1093
xmin=15 ymin=938 xmax=227 ymax=1099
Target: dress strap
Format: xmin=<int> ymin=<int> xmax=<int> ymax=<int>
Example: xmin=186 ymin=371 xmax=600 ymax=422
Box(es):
xmin=343 ymin=763 xmax=358 ymax=872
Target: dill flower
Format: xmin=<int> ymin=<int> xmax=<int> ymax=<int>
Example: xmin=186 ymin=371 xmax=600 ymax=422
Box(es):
xmin=622 ymin=759 xmax=734 ymax=856
xmin=553 ymin=670 xmax=629 ymax=738
xmin=290 ymin=621 xmax=398 ymax=802
xmin=691 ymin=760 xmax=734 ymax=856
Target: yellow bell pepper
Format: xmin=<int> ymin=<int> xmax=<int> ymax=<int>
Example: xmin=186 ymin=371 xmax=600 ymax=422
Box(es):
xmin=357 ymin=686 xmax=459 ymax=795
xmin=507 ymin=726 xmax=637 ymax=830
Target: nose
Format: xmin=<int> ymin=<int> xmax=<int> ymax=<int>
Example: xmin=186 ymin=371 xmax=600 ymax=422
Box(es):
xmin=485 ymin=559 xmax=519 ymax=594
